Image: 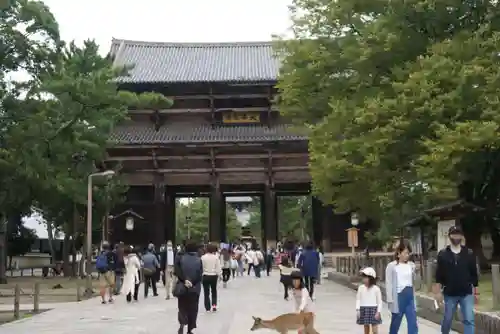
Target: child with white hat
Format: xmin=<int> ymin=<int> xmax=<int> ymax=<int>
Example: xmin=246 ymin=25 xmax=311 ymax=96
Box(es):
xmin=356 ymin=267 xmax=383 ymax=334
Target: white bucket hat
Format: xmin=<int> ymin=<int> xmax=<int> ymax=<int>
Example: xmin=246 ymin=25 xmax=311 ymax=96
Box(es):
xmin=360 ymin=267 xmax=377 ymax=278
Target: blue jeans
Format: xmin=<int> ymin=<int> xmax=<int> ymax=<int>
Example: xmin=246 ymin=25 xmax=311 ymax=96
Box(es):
xmin=441 ymin=294 xmax=474 ymax=334
xmin=389 ymin=287 xmax=418 ymax=334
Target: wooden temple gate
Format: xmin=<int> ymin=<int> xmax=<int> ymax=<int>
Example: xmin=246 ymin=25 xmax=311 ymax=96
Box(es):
xmin=103 ymin=39 xmax=364 ymax=251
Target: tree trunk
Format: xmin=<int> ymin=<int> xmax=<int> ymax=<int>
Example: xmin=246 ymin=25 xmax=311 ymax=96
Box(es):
xmin=489 ymin=223 xmax=500 ymax=260
xmin=46 ymin=221 xmax=57 ymax=265
xmin=62 ymin=233 xmax=71 ymax=277
xmin=0 ymin=216 xmax=7 ymax=284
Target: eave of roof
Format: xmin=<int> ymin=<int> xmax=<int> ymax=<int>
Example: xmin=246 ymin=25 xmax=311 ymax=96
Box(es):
xmin=110 ymin=38 xmax=281 ymax=84
xmin=109 ymin=123 xmax=307 ymax=145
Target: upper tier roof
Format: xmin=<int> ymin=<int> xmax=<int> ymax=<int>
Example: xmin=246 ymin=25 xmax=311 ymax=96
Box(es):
xmin=110 ymin=39 xmax=280 ymax=84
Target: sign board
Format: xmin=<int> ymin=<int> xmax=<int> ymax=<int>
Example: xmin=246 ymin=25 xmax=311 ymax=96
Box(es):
xmin=346 ymin=227 xmax=359 ymax=248
xmin=222 ymin=111 xmax=261 ymax=124
xmin=409 ymin=227 xmax=423 ymax=255
xmin=437 ymin=220 xmax=455 ymax=251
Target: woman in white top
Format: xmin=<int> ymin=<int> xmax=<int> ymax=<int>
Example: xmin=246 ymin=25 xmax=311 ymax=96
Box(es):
xmin=356 ymin=267 xmax=383 ymax=334
xmin=200 ymin=244 xmax=222 ymax=312
xmin=122 ymin=246 xmax=141 ymax=302
xmin=386 ymin=240 xmax=418 ymax=334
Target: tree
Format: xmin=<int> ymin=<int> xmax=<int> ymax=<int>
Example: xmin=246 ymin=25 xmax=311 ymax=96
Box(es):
xmin=0 ymin=0 xmax=61 ymax=282
xmin=277 ymin=0 xmax=500 ymax=258
xmin=176 ymin=198 xmax=241 ymax=243
xmin=0 ymin=1 xmax=172 ymax=282
xmin=246 ymin=196 xmax=312 ymax=243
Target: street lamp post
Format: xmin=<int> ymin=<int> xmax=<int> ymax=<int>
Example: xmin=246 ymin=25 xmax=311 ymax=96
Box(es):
xmin=85 ymin=170 xmax=115 ymax=295
xmin=349 ymin=212 xmax=360 ymax=257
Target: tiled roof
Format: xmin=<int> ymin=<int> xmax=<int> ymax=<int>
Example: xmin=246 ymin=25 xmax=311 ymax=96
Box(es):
xmin=110 ymin=39 xmax=280 ymax=83
xmin=110 ymin=123 xmax=306 ymax=145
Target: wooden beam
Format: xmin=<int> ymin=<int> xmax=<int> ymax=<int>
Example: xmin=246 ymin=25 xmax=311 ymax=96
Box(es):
xmin=168 ymin=93 xmax=270 ymax=100
xmin=111 ymin=141 xmax=307 ymax=149
xmin=136 ymin=166 xmax=309 ymax=173
xmin=105 ymin=153 xmax=308 ymax=161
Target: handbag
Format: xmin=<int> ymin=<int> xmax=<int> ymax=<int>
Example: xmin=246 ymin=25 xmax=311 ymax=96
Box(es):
xmin=172 ymin=255 xmax=188 ymax=298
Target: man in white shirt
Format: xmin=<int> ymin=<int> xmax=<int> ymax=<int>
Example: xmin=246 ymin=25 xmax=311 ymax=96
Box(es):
xmin=161 ymin=240 xmax=175 ymax=299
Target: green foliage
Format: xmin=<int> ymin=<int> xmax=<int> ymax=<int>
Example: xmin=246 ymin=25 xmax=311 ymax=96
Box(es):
xmin=6 ymin=213 xmax=37 ymax=258
xmin=0 ymin=1 xmax=174 ymax=282
xmin=176 ymin=198 xmax=241 ymax=243
xmin=246 ymin=196 xmax=312 ymax=242
xmin=277 ymin=0 xmax=500 ymax=242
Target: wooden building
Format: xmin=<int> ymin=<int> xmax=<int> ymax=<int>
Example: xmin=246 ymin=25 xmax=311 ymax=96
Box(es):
xmin=105 ymin=39 xmax=362 ymax=250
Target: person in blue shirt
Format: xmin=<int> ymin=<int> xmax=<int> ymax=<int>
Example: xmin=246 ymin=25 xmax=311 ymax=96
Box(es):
xmin=297 ymin=241 xmax=320 ymax=299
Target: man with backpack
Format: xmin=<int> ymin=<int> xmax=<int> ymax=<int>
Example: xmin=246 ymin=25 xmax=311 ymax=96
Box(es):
xmin=95 ymin=242 xmax=116 ymax=304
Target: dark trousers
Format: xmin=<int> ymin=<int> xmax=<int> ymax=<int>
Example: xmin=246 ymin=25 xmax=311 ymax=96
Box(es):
xmin=231 ymin=268 xmax=236 ymax=278
xmin=247 ymin=263 xmax=254 ymax=275
xmin=202 ymin=275 xmax=218 ymax=310
xmin=254 ymin=264 xmax=261 ymax=278
xmin=266 ymin=263 xmax=272 ymax=276
xmin=282 ymin=281 xmax=289 ymax=299
xmin=126 ymin=283 xmax=139 ymax=302
xmin=144 ymin=274 xmax=158 ymax=297
xmin=178 ymin=292 xmax=200 ymax=331
xmin=222 ymin=268 xmax=231 ymax=282
xmin=304 ymin=276 xmax=315 ymax=298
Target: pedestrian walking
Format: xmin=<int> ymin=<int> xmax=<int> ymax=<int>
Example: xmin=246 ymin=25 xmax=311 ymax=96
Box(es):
xmin=142 ymin=244 xmax=160 ymax=298
xmin=175 ymin=241 xmax=203 ymax=334
xmin=386 ymin=239 xmax=418 ymax=334
xmin=122 ymin=246 xmax=141 ymax=302
xmin=201 ymin=244 xmax=221 ymax=312
xmin=279 ymin=256 xmax=293 ymax=300
xmin=161 ymin=240 xmax=176 ymax=299
xmin=230 ymin=254 xmax=238 ymax=278
xmin=95 ymin=241 xmax=116 ymax=304
xmin=356 ymin=267 xmax=382 ymax=334
xmin=434 ymin=226 xmax=477 ymax=334
xmin=220 ymin=248 xmax=231 ymax=288
xmin=296 ymin=242 xmax=320 ymax=299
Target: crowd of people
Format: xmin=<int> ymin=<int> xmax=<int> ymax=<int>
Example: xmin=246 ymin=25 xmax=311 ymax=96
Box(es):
xmin=93 ymin=239 xmax=323 ymax=334
xmin=92 ymin=225 xmax=478 ymax=334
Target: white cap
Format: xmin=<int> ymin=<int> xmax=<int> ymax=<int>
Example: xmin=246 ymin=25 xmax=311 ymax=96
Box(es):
xmin=360 ymin=267 xmax=376 ymax=278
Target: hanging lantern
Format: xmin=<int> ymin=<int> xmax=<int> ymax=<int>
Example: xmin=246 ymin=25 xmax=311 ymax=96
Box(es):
xmin=125 ymin=217 xmax=134 ymax=231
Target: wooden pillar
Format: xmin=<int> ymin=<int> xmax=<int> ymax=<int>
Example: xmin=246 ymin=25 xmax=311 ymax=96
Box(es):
xmin=209 ymin=178 xmax=222 ymax=242
xmin=311 ymin=197 xmax=322 ymax=247
xmin=165 ymin=187 xmax=176 ymax=245
xmin=153 ymin=176 xmax=165 ymax=248
xmin=262 ymin=185 xmax=278 ymax=250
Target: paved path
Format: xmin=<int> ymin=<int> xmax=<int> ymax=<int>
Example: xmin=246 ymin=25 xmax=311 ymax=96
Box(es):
xmin=0 ymin=272 xmax=454 ymax=333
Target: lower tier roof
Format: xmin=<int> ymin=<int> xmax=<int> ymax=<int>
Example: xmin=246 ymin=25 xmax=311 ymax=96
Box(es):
xmin=110 ymin=123 xmax=307 ymax=145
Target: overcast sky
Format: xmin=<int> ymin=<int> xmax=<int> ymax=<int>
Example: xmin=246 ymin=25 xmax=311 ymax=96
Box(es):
xmin=43 ymin=0 xmax=293 ymax=53
xmin=24 ymin=0 xmax=290 ymax=237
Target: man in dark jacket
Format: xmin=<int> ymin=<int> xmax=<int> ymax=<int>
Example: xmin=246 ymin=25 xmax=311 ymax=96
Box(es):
xmin=174 ymin=241 xmax=203 ymax=334
xmin=435 ymin=226 xmax=477 ymax=334
xmin=297 ymin=241 xmax=320 ymax=299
